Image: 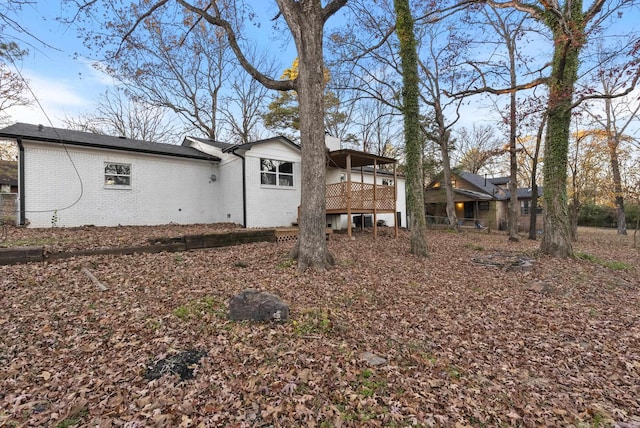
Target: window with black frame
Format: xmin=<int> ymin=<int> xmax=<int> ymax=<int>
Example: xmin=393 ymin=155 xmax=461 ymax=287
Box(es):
xmin=260 ymin=159 xmax=293 ymax=187
xmin=104 ymin=162 xmax=131 ymax=187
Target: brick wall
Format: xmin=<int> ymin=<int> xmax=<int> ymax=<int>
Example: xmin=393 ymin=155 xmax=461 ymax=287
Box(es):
xmin=23 ymin=142 xmax=221 ymax=228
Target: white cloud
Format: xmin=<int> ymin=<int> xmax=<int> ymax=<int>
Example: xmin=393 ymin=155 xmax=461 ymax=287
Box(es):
xmin=6 ymin=65 xmax=113 ymax=128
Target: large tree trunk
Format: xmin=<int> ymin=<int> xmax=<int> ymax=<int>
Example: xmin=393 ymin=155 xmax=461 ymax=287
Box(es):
xmin=541 ymin=22 xmax=582 ymax=257
xmin=394 ymin=0 xmax=428 ymax=256
xmin=279 ymin=1 xmax=335 ymax=269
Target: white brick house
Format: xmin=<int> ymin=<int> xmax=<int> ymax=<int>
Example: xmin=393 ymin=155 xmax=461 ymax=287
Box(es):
xmin=0 ymin=123 xmax=406 ymax=231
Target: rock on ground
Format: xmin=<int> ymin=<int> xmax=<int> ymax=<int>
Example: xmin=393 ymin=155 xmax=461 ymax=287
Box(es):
xmin=228 ymin=289 xmax=289 ymax=322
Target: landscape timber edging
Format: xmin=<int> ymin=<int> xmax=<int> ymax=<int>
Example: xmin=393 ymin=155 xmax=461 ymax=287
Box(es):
xmin=0 ymin=229 xmax=281 ymax=266
xmin=0 ymin=246 xmax=44 ymax=265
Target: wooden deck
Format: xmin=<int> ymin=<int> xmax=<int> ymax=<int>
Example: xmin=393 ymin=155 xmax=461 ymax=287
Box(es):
xmin=324 ymin=182 xmax=398 ymax=238
xmin=325 ymin=182 xmax=396 ymax=214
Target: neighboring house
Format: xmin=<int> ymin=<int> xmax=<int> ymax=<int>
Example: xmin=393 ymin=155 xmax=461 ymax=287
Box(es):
xmin=0 ymin=160 xmax=18 ymax=193
xmin=424 ymin=170 xmax=542 ymax=232
xmin=0 ymin=160 xmax=18 ymax=222
xmin=0 ymin=123 xmax=406 ymax=233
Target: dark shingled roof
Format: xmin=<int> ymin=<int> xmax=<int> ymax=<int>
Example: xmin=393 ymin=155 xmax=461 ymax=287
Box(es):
xmin=511 ymin=187 xmax=544 ymax=199
xmin=184 ymin=136 xmax=300 ymax=154
xmin=458 ymin=171 xmax=502 ymax=196
xmin=488 ymin=176 xmax=510 ymax=186
xmin=228 ymin=136 xmax=300 ymax=153
xmin=183 ymin=137 xmax=234 ymax=151
xmin=0 ymin=123 xmax=220 ymax=162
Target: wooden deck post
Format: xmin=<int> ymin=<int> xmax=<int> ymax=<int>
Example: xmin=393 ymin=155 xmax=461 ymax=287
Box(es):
xmin=346 ymin=153 xmax=352 ymax=239
xmin=394 ymin=163 xmax=398 ymax=238
xmin=373 ymin=159 xmax=378 ymax=239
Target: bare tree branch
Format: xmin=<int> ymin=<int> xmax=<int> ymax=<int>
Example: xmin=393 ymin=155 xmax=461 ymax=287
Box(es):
xmin=572 ymin=67 xmax=640 ymax=109
xmin=176 ymin=0 xmax=294 ymax=92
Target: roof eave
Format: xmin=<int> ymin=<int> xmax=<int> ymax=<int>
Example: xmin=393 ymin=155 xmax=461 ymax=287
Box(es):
xmin=1 ymin=132 xmax=220 ymax=162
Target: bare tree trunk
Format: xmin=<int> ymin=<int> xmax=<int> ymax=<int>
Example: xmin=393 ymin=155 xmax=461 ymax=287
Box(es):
xmin=608 ymin=135 xmax=627 ymax=235
xmin=568 ymin=202 xmax=579 ymax=241
xmin=528 ymin=115 xmax=544 ymax=240
xmin=634 ymin=213 xmax=639 ymax=249
xmin=508 ymin=116 xmax=519 ymax=240
xmin=279 ymin=0 xmax=337 ymax=269
xmin=507 ymin=27 xmax=519 ymax=242
xmin=439 ymin=137 xmax=458 ymax=229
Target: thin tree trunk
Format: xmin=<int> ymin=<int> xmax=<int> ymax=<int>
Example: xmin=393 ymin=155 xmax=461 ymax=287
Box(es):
xmin=569 ymin=202 xmax=579 ymax=241
xmin=507 ymin=36 xmax=519 ymax=241
xmin=528 ymin=114 xmax=544 ymax=240
xmin=394 ymin=0 xmax=428 ymax=256
xmin=608 ymin=135 xmax=627 ymax=235
xmin=440 ymin=139 xmax=458 ymax=229
xmin=634 ymin=213 xmax=639 ymax=248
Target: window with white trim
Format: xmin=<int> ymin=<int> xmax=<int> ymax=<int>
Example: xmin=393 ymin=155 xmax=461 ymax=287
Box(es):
xmin=520 ymin=199 xmax=542 ymax=215
xmin=104 ymin=162 xmax=131 ymax=186
xmin=260 ymin=158 xmax=293 ymax=187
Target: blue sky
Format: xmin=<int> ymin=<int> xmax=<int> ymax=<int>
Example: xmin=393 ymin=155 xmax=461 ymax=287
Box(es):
xmin=4 ymin=1 xmax=639 ymax=138
xmin=6 ymin=2 xmax=118 ymax=127
xmin=5 ymin=1 xmax=291 ymax=128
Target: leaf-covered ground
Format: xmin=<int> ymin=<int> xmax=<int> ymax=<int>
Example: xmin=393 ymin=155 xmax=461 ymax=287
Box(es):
xmin=1 ymin=226 xmax=639 ymax=427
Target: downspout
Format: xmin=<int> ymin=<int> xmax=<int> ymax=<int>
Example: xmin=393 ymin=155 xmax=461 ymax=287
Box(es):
xmin=230 ymin=148 xmax=247 ymax=228
xmin=17 ymin=137 xmax=25 ymax=226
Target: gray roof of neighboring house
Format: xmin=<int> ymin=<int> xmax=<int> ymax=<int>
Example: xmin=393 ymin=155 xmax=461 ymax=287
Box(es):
xmin=461 ymin=171 xmax=543 ymax=200
xmin=488 ymin=176 xmax=510 ymax=186
xmin=510 ymin=187 xmax=543 ymax=199
xmin=0 ymin=123 xmax=220 ymax=162
xmin=458 ymin=171 xmax=503 ymax=197
xmin=453 ymin=188 xmax=494 ymax=200
xmin=428 ymin=170 xmax=542 ymax=200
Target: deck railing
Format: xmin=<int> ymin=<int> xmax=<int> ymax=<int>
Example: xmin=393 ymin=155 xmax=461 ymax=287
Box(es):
xmin=326 ymin=182 xmax=395 ymax=212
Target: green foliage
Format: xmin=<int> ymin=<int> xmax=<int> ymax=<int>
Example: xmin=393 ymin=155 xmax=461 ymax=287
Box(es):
xmin=625 ymin=204 xmax=639 ymax=229
xmin=464 ymin=243 xmax=484 ymax=251
xmin=262 ymin=89 xmax=347 ymax=138
xmin=0 ymin=41 xmax=27 ymax=60
xmin=56 ymin=409 xmax=89 ymax=428
xmin=446 ymin=365 xmax=462 ymax=379
xmin=263 ymin=90 xmax=300 ymax=131
xmin=173 ymin=297 xmax=226 ymax=321
xmin=292 ymin=308 xmax=333 ymax=336
xmin=276 ymin=259 xmax=295 ymax=270
xmin=356 ymin=368 xmax=387 ymax=397
xmin=578 ymin=204 xmax=615 ymax=228
xmin=394 ymin=0 xmax=428 ymax=256
xmin=575 ymin=252 xmax=631 ymax=270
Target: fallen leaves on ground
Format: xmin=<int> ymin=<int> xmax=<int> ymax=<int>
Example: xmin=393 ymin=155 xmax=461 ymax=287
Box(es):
xmin=0 ymin=226 xmax=638 ymax=427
